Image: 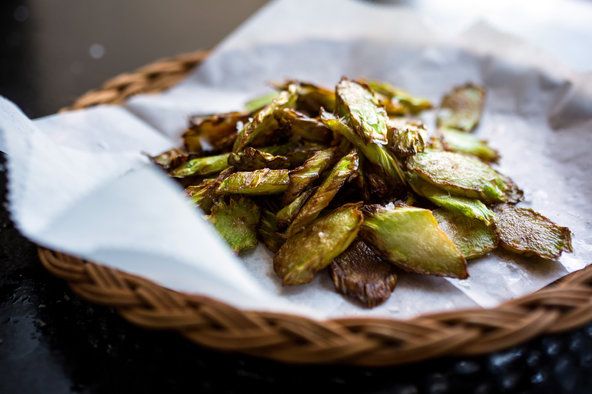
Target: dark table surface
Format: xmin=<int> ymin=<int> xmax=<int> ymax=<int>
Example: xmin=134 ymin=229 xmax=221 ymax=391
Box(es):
xmin=2 ymin=1 xmax=592 ymax=393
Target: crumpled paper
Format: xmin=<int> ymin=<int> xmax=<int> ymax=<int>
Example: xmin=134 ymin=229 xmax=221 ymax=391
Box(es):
xmin=1 ymin=0 xmax=591 ymax=319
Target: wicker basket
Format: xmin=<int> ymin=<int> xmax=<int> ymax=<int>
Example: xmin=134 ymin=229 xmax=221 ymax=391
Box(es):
xmin=38 ymin=51 xmax=592 ymax=366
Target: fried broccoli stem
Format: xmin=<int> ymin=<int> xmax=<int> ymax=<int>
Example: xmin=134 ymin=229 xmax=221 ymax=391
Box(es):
xmin=362 ymin=206 xmax=468 ymax=279
xmin=387 ymin=118 xmax=427 ymax=159
xmin=185 ymin=179 xmax=217 ymax=213
xmin=407 ymin=173 xmax=495 ymax=224
xmin=217 ymin=169 xmax=289 ymax=195
xmin=361 ymin=79 xmax=433 ymax=115
xmin=406 ymin=151 xmax=509 ymax=203
xmin=321 ymin=110 xmax=406 ymax=185
xmin=274 ymin=203 xmax=363 ymax=285
xmin=274 ymin=80 xmax=336 ymax=114
xmin=151 ymin=148 xmax=189 ymax=171
xmin=437 ymin=83 xmax=486 ymax=132
xmin=330 ymin=239 xmax=398 ymax=307
xmin=184 ymin=111 xmax=248 ymax=153
xmin=336 ymin=79 xmax=389 ymax=145
xmin=276 ymin=189 xmax=314 ymax=228
xmin=283 ymin=147 xmax=336 ymax=204
xmin=233 ymin=89 xmax=297 ymax=152
xmin=275 ymin=108 xmax=332 ymax=143
xmin=439 ymin=128 xmax=499 ymax=162
xmin=433 ymin=209 xmax=498 ymax=259
xmin=207 ymin=198 xmax=260 ymax=254
xmin=258 ymin=209 xmax=286 ymax=253
xmin=228 ymin=147 xmax=290 ymax=171
xmin=286 ymin=150 xmax=359 ymax=236
xmin=170 ymin=153 xmax=230 ymax=178
xmin=244 ymin=91 xmax=280 ymax=112
xmin=494 ymin=205 xmax=573 ymax=260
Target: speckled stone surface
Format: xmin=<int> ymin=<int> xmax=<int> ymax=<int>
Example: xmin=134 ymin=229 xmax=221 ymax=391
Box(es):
xmin=2 ymin=1 xmax=592 ymax=392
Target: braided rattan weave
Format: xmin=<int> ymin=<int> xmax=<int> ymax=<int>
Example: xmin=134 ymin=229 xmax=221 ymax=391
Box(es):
xmin=37 ymin=51 xmax=592 ymax=366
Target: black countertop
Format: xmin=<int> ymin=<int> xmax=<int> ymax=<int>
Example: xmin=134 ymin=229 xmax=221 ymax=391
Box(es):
xmin=1 ymin=1 xmax=592 ymax=393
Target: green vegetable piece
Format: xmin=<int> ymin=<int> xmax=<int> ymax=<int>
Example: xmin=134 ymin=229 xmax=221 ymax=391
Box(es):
xmin=363 ymin=79 xmax=433 ymax=115
xmin=362 ymin=206 xmax=468 ymax=279
xmin=437 ymin=83 xmax=486 ymax=132
xmin=407 ymin=174 xmax=495 ymax=224
xmin=258 ymin=209 xmax=285 ymax=253
xmin=275 ymin=80 xmax=336 ymax=114
xmin=440 ymin=128 xmax=499 ymax=162
xmin=407 ymin=151 xmax=509 ymax=203
xmin=387 ymin=118 xmax=427 ymax=158
xmin=330 ymin=239 xmax=398 ymax=307
xmin=321 ymin=110 xmax=405 ymax=185
xmin=185 ymin=179 xmax=217 ymax=213
xmin=152 ymin=148 xmax=189 ymax=171
xmin=217 ymin=169 xmax=289 ymax=195
xmin=275 ymin=108 xmax=332 ymax=143
xmin=336 ymin=79 xmax=389 ymax=145
xmin=274 ymin=203 xmax=363 ymax=285
xmin=233 ymin=89 xmax=297 ymax=152
xmin=287 ymin=150 xmax=359 ymax=236
xmin=184 ymin=112 xmax=248 ymax=153
xmin=207 ymin=198 xmax=260 ymax=254
xmin=260 ymin=141 xmax=325 ymax=167
xmin=244 ymin=91 xmax=280 ymax=112
xmin=170 ymin=153 xmax=230 ymax=178
xmin=276 ymin=189 xmax=314 ymax=228
xmin=283 ymin=148 xmax=336 ymax=204
xmin=493 ymin=205 xmax=573 ymax=260
xmin=227 ymin=147 xmax=290 ymax=171
xmin=433 ymin=209 xmax=498 ymax=259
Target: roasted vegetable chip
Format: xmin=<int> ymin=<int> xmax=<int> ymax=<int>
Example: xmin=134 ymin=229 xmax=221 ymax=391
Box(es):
xmin=407 ymin=151 xmax=509 ymax=203
xmin=363 ymin=206 xmax=468 ymax=278
xmin=276 ymin=80 xmax=336 ymax=114
xmin=258 ymin=209 xmax=285 ymax=253
xmin=228 ymin=147 xmax=290 ymax=171
xmin=244 ymin=91 xmax=280 ymax=112
xmin=283 ymin=148 xmax=336 ymax=204
xmin=217 ymin=169 xmax=289 ymax=195
xmin=387 ymin=118 xmax=427 ymax=158
xmin=276 ymin=108 xmax=332 ymax=143
xmin=184 ymin=111 xmax=248 ymax=153
xmin=440 ymin=128 xmax=499 ymax=162
xmin=363 ymin=79 xmax=433 ymax=115
xmin=408 ymin=174 xmax=495 ymax=224
xmin=494 ymin=205 xmax=573 ymax=260
xmin=208 ymin=198 xmax=260 ymax=254
xmin=274 ymin=203 xmax=363 ymax=285
xmin=170 ymin=153 xmax=230 ymax=178
xmin=185 ymin=179 xmax=217 ymax=213
xmin=152 ymin=148 xmax=189 ymax=171
xmin=233 ymin=89 xmax=297 ymax=152
xmin=276 ymin=189 xmax=314 ymax=228
xmin=261 ymin=141 xmax=325 ymax=167
xmin=336 ymin=79 xmax=389 ymax=145
xmin=287 ymin=150 xmax=359 ymax=236
xmin=321 ymin=110 xmax=405 ymax=185
xmin=433 ymin=209 xmax=497 ymax=259
xmin=437 ymin=83 xmax=485 ymax=132
xmin=330 ymin=239 xmax=398 ymax=307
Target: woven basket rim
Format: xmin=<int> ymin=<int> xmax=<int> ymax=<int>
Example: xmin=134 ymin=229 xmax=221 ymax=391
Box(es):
xmin=37 ymin=50 xmax=592 ymax=366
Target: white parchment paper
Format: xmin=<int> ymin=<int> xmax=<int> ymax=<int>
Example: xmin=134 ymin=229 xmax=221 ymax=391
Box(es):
xmin=1 ymin=0 xmax=592 ymax=319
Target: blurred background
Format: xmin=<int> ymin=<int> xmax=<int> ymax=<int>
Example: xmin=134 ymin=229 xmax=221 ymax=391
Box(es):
xmin=2 ymin=0 xmax=591 ymax=118
xmin=1 ymin=0 xmax=269 ymax=117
